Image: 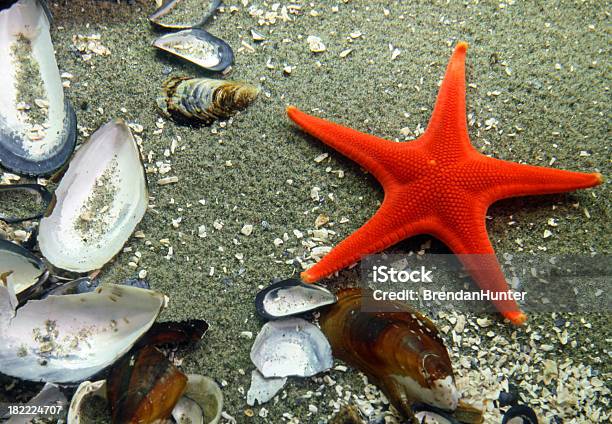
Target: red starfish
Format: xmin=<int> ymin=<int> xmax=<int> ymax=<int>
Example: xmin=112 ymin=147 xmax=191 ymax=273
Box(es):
xmin=287 ymin=42 xmax=602 ymax=325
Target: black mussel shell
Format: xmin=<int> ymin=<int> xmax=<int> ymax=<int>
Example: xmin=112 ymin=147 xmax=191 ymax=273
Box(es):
xmin=0 ymin=238 xmax=49 ymax=302
xmin=149 ymin=0 xmax=221 ymax=30
xmin=255 ymin=278 xmax=336 ymax=320
xmin=0 ymin=184 xmax=51 ymax=223
xmin=136 ymin=319 xmax=209 ymax=349
xmin=502 ymin=405 xmax=538 ymax=424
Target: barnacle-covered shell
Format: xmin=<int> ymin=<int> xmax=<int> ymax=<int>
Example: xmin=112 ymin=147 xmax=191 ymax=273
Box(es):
xmin=320 ymin=288 xmax=458 ymax=421
xmin=0 ymin=183 xmax=51 ymax=223
xmin=255 ymin=278 xmax=337 ymax=320
xmin=149 ymin=0 xmax=221 ymax=30
xmin=153 ymin=29 xmax=233 ymax=72
xmin=0 ymin=283 xmax=166 ymax=383
xmin=107 ymin=346 xmax=188 ymax=424
xmin=0 ymin=238 xmax=48 ymax=299
xmin=0 ymin=0 xmax=76 ymax=176
xmin=250 ymin=317 xmax=333 ymax=378
xmin=38 ymin=119 xmax=148 ymax=272
xmin=157 ymin=77 xmax=259 ymax=125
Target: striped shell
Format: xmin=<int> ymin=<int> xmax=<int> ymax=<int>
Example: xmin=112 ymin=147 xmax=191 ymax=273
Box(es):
xmin=157 ymin=77 xmax=259 ymax=125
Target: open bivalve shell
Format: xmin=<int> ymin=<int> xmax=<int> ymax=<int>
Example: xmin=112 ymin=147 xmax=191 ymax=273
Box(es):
xmin=250 ymin=318 xmax=333 ymax=378
xmin=255 ymin=278 xmax=337 ymax=320
xmin=153 ymin=29 xmax=233 ymax=72
xmin=149 ymin=0 xmax=221 ymax=30
xmin=38 ymin=119 xmax=148 ymax=273
xmin=172 ymin=374 xmax=224 ymax=424
xmin=0 ymin=282 xmax=166 ymax=383
xmin=0 ymin=0 xmax=77 ymax=176
xmin=0 ymin=238 xmax=48 ymax=299
xmin=0 ymin=183 xmax=51 ymax=223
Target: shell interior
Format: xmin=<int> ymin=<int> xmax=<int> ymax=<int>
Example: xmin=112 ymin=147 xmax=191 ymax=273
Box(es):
xmin=153 ymin=29 xmax=234 ymax=72
xmin=149 ymin=0 xmax=221 ymax=30
xmin=0 ymin=183 xmax=51 ymax=223
xmin=0 ymin=283 xmax=166 ymax=383
xmin=38 ymin=119 xmax=148 ymax=272
xmin=66 ymin=380 xmax=107 ymax=424
xmin=255 ymin=278 xmax=337 ymax=319
xmin=0 ymin=238 xmax=47 ymax=296
xmin=250 ymin=317 xmax=333 ymax=378
xmin=246 ymin=369 xmax=287 ymax=406
xmin=173 ymin=374 xmax=224 ymax=424
xmin=0 ymin=0 xmax=76 ymax=176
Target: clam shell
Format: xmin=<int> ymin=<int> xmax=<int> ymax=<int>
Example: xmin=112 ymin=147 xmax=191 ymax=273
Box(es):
xmin=0 ymin=238 xmax=48 ymax=298
xmin=246 ymin=369 xmax=286 ymax=406
xmin=0 ymin=183 xmax=51 ymax=223
xmin=38 ymin=119 xmax=148 ymax=272
xmin=172 ymin=374 xmax=223 ymax=424
xmin=149 ymin=0 xmax=221 ymax=30
xmin=320 ymin=288 xmax=458 ymax=419
xmin=255 ymin=278 xmax=337 ymax=320
xmin=157 ymin=77 xmax=259 ymax=125
xmin=0 ymin=282 xmax=166 ymax=383
xmin=0 ymin=0 xmax=76 ymax=176
xmin=153 ymin=29 xmax=233 ymax=72
xmin=250 ymin=317 xmax=333 ymax=378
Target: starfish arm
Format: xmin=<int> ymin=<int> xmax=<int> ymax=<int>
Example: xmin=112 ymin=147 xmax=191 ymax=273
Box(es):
xmin=461 ymin=157 xmax=603 ymax=203
xmin=287 ymin=106 xmax=403 ymax=185
xmin=433 ymin=202 xmax=527 ymax=325
xmin=422 ymin=42 xmax=474 ymax=160
xmin=301 ymin=193 xmax=427 ymax=283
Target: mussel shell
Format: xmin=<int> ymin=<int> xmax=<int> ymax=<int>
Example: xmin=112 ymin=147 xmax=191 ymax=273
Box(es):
xmin=255 ymin=278 xmax=337 ymax=320
xmin=107 ymin=345 xmax=188 ymax=424
xmin=250 ymin=317 xmax=333 ymax=378
xmin=38 ymin=119 xmax=148 ymax=273
xmin=153 ymin=28 xmax=233 ymax=72
xmin=501 ymin=405 xmax=538 ymax=424
xmin=176 ymin=374 xmax=223 ymax=424
xmin=0 ymin=0 xmax=77 ymax=176
xmin=0 ymin=283 xmax=166 ymax=383
xmin=67 ymin=380 xmax=107 ymax=424
xmin=158 ymin=77 xmax=259 ymax=125
xmin=135 ymin=319 xmax=209 ymax=349
xmin=320 ymin=288 xmax=458 ymax=418
xmin=0 ymin=238 xmax=48 ymax=299
xmin=413 ymin=403 xmax=461 ymax=424
xmin=246 ymin=369 xmax=286 ymax=406
xmin=148 ymin=0 xmax=221 ymax=30
xmin=0 ymin=183 xmax=51 ymax=223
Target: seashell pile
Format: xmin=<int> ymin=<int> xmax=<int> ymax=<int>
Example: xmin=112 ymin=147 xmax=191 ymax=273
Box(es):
xmin=157 ymin=76 xmax=260 ymax=125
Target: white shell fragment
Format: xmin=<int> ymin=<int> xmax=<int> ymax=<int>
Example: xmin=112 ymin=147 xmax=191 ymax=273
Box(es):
xmin=255 ymin=279 xmax=336 ymax=319
xmin=38 ymin=119 xmax=148 ymax=272
xmin=246 ymin=369 xmax=287 ymax=406
xmin=171 ymin=374 xmax=223 ymax=424
xmin=67 ymin=380 xmax=107 ymax=424
xmin=6 ymin=383 xmax=68 ymax=424
xmin=153 ymin=29 xmax=234 ymax=72
xmin=0 ymin=238 xmax=48 ymax=296
xmin=0 ymin=283 xmax=165 ymax=383
xmin=250 ymin=318 xmax=333 ymax=378
xmin=0 ymin=0 xmax=76 ymax=176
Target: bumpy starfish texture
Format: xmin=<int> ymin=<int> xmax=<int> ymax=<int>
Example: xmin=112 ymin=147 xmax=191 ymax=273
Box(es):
xmin=287 ymin=42 xmax=602 ymax=325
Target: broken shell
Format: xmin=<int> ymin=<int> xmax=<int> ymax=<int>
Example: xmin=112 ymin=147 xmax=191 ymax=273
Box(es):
xmin=157 ymin=77 xmax=259 ymax=125
xmin=136 ymin=319 xmax=209 ymax=349
xmin=149 ymin=0 xmax=220 ymax=30
xmin=0 ymin=0 xmax=76 ymax=176
xmin=172 ymin=374 xmax=223 ymax=424
xmin=5 ymin=382 xmax=68 ymax=424
xmin=38 ymin=119 xmax=148 ymax=272
xmin=255 ymin=278 xmax=336 ymax=320
xmin=0 ymin=184 xmax=51 ymax=223
xmin=0 ymin=238 xmax=48 ymax=299
xmin=153 ymin=29 xmax=234 ymax=72
xmin=67 ymin=380 xmax=107 ymax=424
xmin=0 ymin=283 xmax=166 ymax=383
xmin=246 ymin=369 xmax=286 ymax=406
xmin=250 ymin=317 xmax=333 ymax=378
xmin=107 ymin=346 xmax=188 ymax=424
xmin=320 ymin=288 xmax=459 ymax=421
xmin=502 ymin=405 xmax=538 ymax=424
